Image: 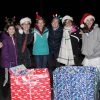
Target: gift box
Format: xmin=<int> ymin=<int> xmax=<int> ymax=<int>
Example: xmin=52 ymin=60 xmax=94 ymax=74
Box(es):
xmin=53 ymin=66 xmax=99 ymax=100
xmin=10 ymin=68 xmax=51 ymax=100
xmin=9 ymin=64 xmax=27 ymax=75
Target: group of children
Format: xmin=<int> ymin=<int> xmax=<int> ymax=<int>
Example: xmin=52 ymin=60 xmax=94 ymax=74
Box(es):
xmin=0 ymin=12 xmax=100 ymax=88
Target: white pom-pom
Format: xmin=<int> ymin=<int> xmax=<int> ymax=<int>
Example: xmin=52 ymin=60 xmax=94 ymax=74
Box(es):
xmin=80 ymin=24 xmax=84 ymax=28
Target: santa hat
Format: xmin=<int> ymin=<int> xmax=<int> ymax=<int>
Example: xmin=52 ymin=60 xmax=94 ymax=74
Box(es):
xmin=36 ymin=12 xmax=42 ymax=20
xmin=80 ymin=13 xmax=95 ymax=28
xmin=62 ymin=15 xmax=73 ymax=24
xmin=20 ymin=17 xmax=31 ymax=25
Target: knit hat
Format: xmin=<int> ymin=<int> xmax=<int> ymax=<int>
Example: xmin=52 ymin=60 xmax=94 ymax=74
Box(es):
xmin=20 ymin=17 xmax=31 ymax=25
xmin=62 ymin=15 xmax=73 ymax=24
xmin=80 ymin=13 xmax=95 ymax=28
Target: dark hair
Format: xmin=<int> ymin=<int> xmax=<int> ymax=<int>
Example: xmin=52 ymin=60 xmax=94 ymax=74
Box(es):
xmin=81 ymin=22 xmax=95 ymax=33
xmin=51 ymin=17 xmax=60 ymax=23
xmin=4 ymin=23 xmax=15 ymax=32
xmin=62 ymin=19 xmax=74 ymax=27
xmin=36 ymin=18 xmax=45 ymax=24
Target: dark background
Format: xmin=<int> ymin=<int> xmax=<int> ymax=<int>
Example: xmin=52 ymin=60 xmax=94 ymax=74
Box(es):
xmin=0 ymin=0 xmax=99 ymax=30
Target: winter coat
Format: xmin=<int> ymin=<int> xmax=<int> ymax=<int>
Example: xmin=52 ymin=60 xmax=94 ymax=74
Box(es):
xmin=48 ymin=26 xmax=63 ymax=54
xmin=82 ymin=24 xmax=100 ymax=59
xmin=16 ymin=30 xmax=33 ymax=67
xmin=57 ymin=25 xmax=81 ymax=65
xmin=32 ymin=27 xmax=49 ymax=55
xmin=70 ymin=27 xmax=81 ymax=56
xmin=0 ymin=33 xmax=17 ymax=68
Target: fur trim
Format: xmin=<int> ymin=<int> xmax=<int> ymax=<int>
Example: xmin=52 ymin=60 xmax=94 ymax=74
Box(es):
xmin=80 ymin=24 xmax=85 ymax=28
xmin=62 ymin=15 xmax=73 ymax=23
xmin=84 ymin=15 xmax=95 ymax=23
xmin=20 ymin=17 xmax=31 ymax=25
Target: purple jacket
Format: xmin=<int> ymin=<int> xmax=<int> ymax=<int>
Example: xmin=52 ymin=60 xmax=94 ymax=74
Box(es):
xmin=0 ymin=33 xmax=17 ymax=68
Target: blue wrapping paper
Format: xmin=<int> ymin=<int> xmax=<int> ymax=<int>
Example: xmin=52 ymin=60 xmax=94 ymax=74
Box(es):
xmin=53 ymin=66 xmax=99 ymax=100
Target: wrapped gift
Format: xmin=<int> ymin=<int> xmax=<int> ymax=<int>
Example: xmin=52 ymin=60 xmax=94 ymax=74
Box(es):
xmin=9 ymin=64 xmax=27 ymax=75
xmin=53 ymin=66 xmax=99 ymax=100
xmin=10 ymin=68 xmax=51 ymax=100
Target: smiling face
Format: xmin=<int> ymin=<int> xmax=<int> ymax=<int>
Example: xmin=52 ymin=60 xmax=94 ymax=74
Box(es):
xmin=51 ymin=18 xmax=59 ymax=29
xmin=37 ymin=19 xmax=45 ymax=30
xmin=85 ymin=18 xmax=94 ymax=29
xmin=7 ymin=26 xmax=15 ymax=36
xmin=21 ymin=21 xmax=31 ymax=32
xmin=65 ymin=19 xmax=73 ymax=27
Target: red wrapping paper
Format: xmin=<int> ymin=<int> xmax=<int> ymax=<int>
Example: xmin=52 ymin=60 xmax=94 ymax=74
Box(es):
xmin=10 ymin=68 xmax=51 ymax=100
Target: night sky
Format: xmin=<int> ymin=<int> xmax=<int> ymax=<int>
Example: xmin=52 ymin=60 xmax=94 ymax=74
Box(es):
xmin=0 ymin=0 xmax=99 ymax=30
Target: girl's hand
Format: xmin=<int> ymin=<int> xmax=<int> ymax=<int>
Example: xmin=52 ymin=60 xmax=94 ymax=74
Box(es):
xmin=79 ymin=29 xmax=84 ymax=35
xmin=16 ymin=25 xmax=21 ymax=30
xmin=0 ymin=42 xmax=3 ymax=48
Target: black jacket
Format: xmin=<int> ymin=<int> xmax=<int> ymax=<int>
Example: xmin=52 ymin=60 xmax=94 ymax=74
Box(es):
xmin=70 ymin=27 xmax=82 ymax=56
xmin=16 ymin=30 xmax=33 ymax=67
xmin=48 ymin=26 xmax=63 ymax=54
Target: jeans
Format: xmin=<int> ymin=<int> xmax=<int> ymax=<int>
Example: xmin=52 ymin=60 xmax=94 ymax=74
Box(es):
xmin=34 ymin=55 xmax=48 ymax=68
xmin=48 ymin=52 xmax=60 ymax=88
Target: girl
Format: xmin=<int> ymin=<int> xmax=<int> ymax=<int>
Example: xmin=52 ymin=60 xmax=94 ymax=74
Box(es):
xmin=32 ymin=13 xmax=49 ymax=68
xmin=80 ymin=13 xmax=100 ymax=71
xmin=57 ymin=15 xmax=81 ymax=66
xmin=48 ymin=14 xmax=63 ymax=88
xmin=1 ymin=20 xmax=17 ymax=86
xmin=16 ymin=17 xmax=33 ymax=67
xmin=48 ymin=14 xmax=63 ymax=69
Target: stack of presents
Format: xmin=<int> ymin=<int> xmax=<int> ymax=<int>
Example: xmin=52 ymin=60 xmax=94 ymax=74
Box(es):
xmin=9 ymin=65 xmax=100 ymax=100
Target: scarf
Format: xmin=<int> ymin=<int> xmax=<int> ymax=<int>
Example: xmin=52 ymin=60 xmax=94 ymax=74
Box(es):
xmin=21 ymin=34 xmax=28 ymax=53
xmin=57 ymin=26 xmax=74 ymax=65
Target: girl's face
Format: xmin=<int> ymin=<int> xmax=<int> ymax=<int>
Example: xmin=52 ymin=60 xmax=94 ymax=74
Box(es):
xmin=21 ymin=21 xmax=31 ymax=31
xmin=51 ymin=18 xmax=59 ymax=29
xmin=7 ymin=26 xmax=15 ymax=36
xmin=85 ymin=18 xmax=94 ymax=29
xmin=37 ymin=19 xmax=45 ymax=29
xmin=65 ymin=19 xmax=72 ymax=27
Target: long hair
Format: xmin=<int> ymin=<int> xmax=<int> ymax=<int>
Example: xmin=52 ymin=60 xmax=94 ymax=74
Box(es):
xmin=80 ymin=20 xmax=95 ymax=33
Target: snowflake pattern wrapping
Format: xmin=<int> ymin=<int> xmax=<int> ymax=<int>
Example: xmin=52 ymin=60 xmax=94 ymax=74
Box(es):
xmin=53 ymin=66 xmax=99 ymax=100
